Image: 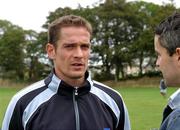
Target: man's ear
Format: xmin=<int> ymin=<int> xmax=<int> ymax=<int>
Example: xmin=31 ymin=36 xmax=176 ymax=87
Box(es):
xmin=46 ymin=43 xmax=56 ymax=60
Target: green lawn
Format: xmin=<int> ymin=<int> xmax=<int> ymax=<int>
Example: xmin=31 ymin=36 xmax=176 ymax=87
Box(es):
xmin=0 ymin=86 xmax=178 ymax=130
xmin=0 ymin=87 xmax=21 ymax=127
xmin=117 ymin=87 xmax=177 ymax=130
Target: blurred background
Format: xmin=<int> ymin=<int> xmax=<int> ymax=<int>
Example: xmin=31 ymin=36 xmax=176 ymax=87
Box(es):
xmin=0 ymin=0 xmax=179 ymax=130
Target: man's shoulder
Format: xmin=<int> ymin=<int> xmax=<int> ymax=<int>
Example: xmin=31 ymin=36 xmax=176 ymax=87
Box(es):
xmin=171 ymin=108 xmax=180 ymax=116
xmin=92 ymin=80 xmax=123 ymax=101
xmin=4 ymin=80 xmax=47 ymax=117
xmin=11 ymin=80 xmax=46 ymax=104
xmin=167 ymin=108 xmax=180 ymax=120
xmin=160 ymin=108 xmax=180 ymax=130
xmin=90 ymin=80 xmax=125 ymax=120
xmin=16 ymin=80 xmax=45 ymax=96
xmin=93 ymin=80 xmax=120 ymax=93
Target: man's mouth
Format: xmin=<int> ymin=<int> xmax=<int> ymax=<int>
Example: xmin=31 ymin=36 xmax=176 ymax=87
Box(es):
xmin=71 ymin=63 xmax=85 ymax=70
xmin=72 ymin=63 xmax=83 ymax=66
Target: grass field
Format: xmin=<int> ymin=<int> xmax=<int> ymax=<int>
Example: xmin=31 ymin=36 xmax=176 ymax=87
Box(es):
xmin=117 ymin=87 xmax=177 ymax=130
xmin=0 ymin=86 xmax=178 ymax=130
xmin=0 ymin=87 xmax=21 ymax=127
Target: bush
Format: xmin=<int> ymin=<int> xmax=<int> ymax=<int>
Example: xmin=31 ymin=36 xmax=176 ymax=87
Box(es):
xmin=93 ymin=71 xmax=114 ymax=81
xmin=143 ymin=71 xmax=161 ymax=77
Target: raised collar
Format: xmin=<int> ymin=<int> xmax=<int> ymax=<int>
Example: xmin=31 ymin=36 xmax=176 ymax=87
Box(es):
xmin=44 ymin=69 xmax=93 ymax=96
xmin=168 ymin=88 xmax=180 ymax=109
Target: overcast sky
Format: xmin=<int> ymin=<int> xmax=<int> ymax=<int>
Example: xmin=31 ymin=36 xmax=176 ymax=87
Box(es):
xmin=0 ymin=0 xmax=179 ymax=32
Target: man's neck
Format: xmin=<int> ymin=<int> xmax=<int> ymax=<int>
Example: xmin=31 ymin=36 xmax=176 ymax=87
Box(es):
xmin=54 ymin=68 xmax=87 ymax=87
xmin=63 ymin=77 xmax=85 ymax=87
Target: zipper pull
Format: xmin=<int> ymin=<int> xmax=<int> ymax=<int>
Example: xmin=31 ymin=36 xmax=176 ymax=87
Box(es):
xmin=75 ymin=87 xmax=78 ymax=96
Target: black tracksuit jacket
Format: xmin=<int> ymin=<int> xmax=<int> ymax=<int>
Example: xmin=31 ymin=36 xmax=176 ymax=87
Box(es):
xmin=2 ymin=71 xmax=131 ymax=130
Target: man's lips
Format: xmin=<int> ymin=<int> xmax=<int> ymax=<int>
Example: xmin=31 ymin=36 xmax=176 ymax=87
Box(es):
xmin=71 ymin=63 xmax=85 ymax=69
xmin=71 ymin=61 xmax=84 ymax=65
xmin=72 ymin=63 xmax=83 ymax=66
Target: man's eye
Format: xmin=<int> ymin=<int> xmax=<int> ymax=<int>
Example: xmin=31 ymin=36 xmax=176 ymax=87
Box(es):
xmin=81 ymin=45 xmax=90 ymax=49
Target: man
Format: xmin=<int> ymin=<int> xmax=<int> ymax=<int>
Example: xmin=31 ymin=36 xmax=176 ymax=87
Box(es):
xmin=2 ymin=15 xmax=131 ymax=130
xmin=159 ymin=79 xmax=167 ymax=97
xmin=154 ymin=12 xmax=180 ymax=130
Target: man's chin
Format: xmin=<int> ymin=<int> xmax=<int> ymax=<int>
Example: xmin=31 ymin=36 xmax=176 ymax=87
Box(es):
xmin=165 ymin=79 xmax=178 ymax=87
xmin=70 ymin=73 xmax=84 ymax=79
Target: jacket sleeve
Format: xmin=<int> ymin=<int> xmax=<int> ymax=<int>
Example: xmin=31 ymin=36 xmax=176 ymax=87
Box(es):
xmin=123 ymin=103 xmax=131 ymax=130
xmin=2 ymin=94 xmax=24 ymax=130
xmin=116 ymin=96 xmax=131 ymax=130
xmin=160 ymin=108 xmax=180 ymax=130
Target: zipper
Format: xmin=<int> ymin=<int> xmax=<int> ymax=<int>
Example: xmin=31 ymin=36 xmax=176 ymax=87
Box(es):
xmin=73 ymin=87 xmax=80 ymax=130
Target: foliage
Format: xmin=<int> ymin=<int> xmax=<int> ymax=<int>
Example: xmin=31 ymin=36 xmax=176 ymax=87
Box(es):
xmin=0 ymin=21 xmax=50 ymax=81
xmin=0 ymin=0 xmax=179 ymax=81
xmin=24 ymin=30 xmax=49 ymax=81
xmin=0 ymin=20 xmax=25 ymax=80
xmin=93 ymin=71 xmax=114 ymax=81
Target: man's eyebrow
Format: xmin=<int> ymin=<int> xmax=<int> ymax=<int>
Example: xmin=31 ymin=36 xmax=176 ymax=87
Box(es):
xmin=63 ymin=42 xmax=90 ymax=46
xmin=80 ymin=41 xmax=90 ymax=44
xmin=63 ymin=42 xmax=78 ymax=45
xmin=64 ymin=41 xmax=90 ymax=43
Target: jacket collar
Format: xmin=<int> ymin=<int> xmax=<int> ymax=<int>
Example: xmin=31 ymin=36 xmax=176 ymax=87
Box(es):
xmin=44 ymin=69 xmax=93 ymax=96
xmin=168 ymin=88 xmax=180 ymax=109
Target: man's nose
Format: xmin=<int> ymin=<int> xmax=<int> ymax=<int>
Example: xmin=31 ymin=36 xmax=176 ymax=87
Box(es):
xmin=74 ymin=47 xmax=83 ymax=57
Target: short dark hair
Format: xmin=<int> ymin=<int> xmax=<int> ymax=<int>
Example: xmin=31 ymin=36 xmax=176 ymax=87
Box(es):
xmin=48 ymin=15 xmax=92 ymax=47
xmin=155 ymin=12 xmax=180 ymax=56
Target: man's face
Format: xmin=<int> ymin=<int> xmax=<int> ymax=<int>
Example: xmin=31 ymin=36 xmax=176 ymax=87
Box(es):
xmin=47 ymin=26 xmax=91 ymax=82
xmin=154 ymin=35 xmax=179 ymax=86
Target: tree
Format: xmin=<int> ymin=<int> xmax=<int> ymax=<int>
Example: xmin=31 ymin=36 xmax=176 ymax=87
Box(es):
xmin=0 ymin=20 xmax=25 ymax=80
xmin=91 ymin=0 xmax=135 ymax=81
xmin=24 ymin=30 xmax=49 ymax=81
